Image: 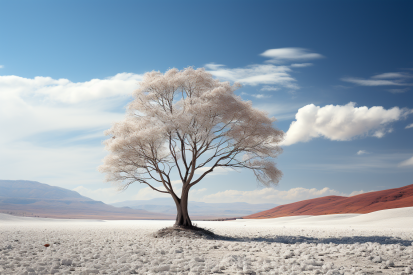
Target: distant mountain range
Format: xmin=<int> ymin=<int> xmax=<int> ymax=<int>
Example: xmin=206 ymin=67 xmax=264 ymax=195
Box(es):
xmin=0 ymin=180 xmax=277 ymax=219
xmin=244 ymin=184 xmax=413 ymax=219
xmin=0 ymin=180 xmax=173 ymax=220
xmin=111 ymin=198 xmax=277 ymax=217
xmin=4 ymin=180 xmax=411 ymax=221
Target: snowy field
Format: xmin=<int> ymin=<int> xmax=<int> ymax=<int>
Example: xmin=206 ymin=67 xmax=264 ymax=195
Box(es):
xmin=1 ymin=207 xmax=413 ymax=275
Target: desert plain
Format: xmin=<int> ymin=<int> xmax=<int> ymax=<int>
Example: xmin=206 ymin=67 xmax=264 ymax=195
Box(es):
xmin=1 ymin=207 xmax=413 ymax=275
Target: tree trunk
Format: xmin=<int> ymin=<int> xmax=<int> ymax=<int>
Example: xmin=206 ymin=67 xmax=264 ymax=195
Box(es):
xmin=172 ymin=187 xmax=192 ymax=228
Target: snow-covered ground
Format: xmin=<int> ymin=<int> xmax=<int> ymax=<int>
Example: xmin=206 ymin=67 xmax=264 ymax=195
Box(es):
xmin=1 ymin=207 xmax=413 ymax=275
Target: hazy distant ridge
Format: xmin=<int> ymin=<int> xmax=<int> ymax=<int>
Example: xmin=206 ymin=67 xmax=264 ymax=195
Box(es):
xmin=0 ymin=180 xmax=173 ymax=220
xmin=0 ymin=180 xmax=91 ymax=201
xmin=111 ymin=198 xmax=278 ymax=217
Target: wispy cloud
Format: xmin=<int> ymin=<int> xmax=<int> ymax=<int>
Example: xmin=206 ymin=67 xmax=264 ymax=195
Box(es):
xmin=406 ymin=123 xmax=413 ymax=129
xmin=253 ymin=102 xmax=306 ymax=121
xmin=290 ymin=63 xmax=313 ymax=68
xmin=260 ymin=85 xmax=279 ymax=91
xmin=206 ymin=48 xmax=322 ymax=90
xmin=194 ymin=167 xmax=233 ymax=176
xmin=342 ymin=71 xmax=412 ymax=87
xmin=260 ymin=48 xmax=324 ymax=63
xmin=0 ymin=73 xmax=143 ymax=191
xmin=0 ymin=65 xmax=4 ymax=69
xmin=205 ymin=63 xmax=298 ymax=88
xmin=251 ymin=94 xmax=272 ymax=99
xmin=399 ymin=156 xmax=413 ymax=167
xmin=342 ymin=78 xmax=406 ymax=86
xmin=199 ymin=186 xmax=363 ymax=204
xmin=300 ymin=153 xmax=412 ymax=172
xmin=281 ymin=102 xmax=412 ymax=146
xmin=357 ymin=150 xmax=369 ymax=155
xmin=388 ymin=88 xmax=410 ymax=94
xmin=372 ymin=72 xmax=410 ymax=79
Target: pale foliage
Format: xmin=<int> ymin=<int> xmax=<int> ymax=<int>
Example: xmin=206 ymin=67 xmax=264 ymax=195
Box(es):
xmin=99 ymin=67 xmax=284 ymax=198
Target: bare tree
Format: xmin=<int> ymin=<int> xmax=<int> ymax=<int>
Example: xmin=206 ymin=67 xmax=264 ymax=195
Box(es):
xmin=99 ymin=67 xmax=284 ymax=228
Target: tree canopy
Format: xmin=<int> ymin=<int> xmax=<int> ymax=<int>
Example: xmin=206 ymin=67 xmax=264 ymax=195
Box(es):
xmin=99 ymin=67 xmax=284 ymax=227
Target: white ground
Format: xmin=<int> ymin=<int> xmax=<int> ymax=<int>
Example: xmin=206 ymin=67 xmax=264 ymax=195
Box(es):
xmin=1 ymin=207 xmax=413 ymax=275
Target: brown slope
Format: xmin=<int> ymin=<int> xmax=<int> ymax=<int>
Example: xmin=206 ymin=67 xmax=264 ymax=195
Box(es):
xmin=244 ymin=184 xmax=413 ymax=219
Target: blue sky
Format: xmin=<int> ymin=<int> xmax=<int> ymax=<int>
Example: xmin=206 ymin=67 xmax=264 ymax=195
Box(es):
xmin=0 ymin=0 xmax=412 ymax=204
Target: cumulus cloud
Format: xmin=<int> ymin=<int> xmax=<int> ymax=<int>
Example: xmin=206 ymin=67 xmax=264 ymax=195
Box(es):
xmin=342 ymin=71 xmax=412 ymax=87
xmin=0 ymin=73 xmax=143 ymax=103
xmin=205 ymin=63 xmax=298 ymax=88
xmin=0 ymin=73 xmax=144 ymax=144
xmin=281 ymin=102 xmax=411 ymax=146
xmin=0 ymin=73 xmax=144 ymax=194
xmin=199 ymin=187 xmax=363 ymax=204
xmin=406 ymin=123 xmax=413 ymax=129
xmin=357 ymin=150 xmax=369 ymax=155
xmin=398 ymin=156 xmax=413 ymax=167
xmin=260 ymin=48 xmax=323 ymax=63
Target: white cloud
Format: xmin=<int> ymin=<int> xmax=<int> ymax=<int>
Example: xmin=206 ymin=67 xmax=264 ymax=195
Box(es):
xmin=388 ymin=88 xmax=409 ymax=93
xmin=342 ymin=71 xmax=412 ymax=87
xmin=0 ymin=65 xmax=4 ymax=69
xmin=251 ymin=94 xmax=272 ymax=99
xmin=0 ymin=73 xmax=144 ymax=194
xmin=301 ymin=153 xmax=412 ymax=171
xmin=133 ymin=182 xmax=201 ymax=201
xmin=348 ymin=190 xmax=366 ymax=196
xmin=406 ymin=123 xmax=413 ymax=129
xmin=0 ymin=73 xmax=143 ymax=144
xmin=133 ymin=185 xmax=171 ymax=200
xmin=372 ymin=72 xmax=410 ymax=79
xmin=206 ymin=48 xmax=322 ymax=90
xmin=357 ymin=150 xmax=369 ymax=155
xmin=260 ymin=86 xmax=279 ymax=91
xmin=281 ymin=102 xmax=411 ymax=146
xmin=260 ymin=48 xmax=323 ymax=63
xmin=194 ymin=167 xmax=233 ymax=176
xmin=199 ymin=187 xmax=363 ymax=204
xmin=0 ymin=73 xmax=142 ymax=104
xmin=342 ymin=78 xmax=405 ymax=86
xmin=254 ymin=102 xmax=305 ymax=121
xmin=205 ymin=63 xmax=298 ymax=88
xmin=398 ymin=156 xmax=413 ymax=167
xmin=290 ymin=63 xmax=313 ymax=68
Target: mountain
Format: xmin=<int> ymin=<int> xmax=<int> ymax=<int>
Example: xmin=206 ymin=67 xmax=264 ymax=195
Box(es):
xmin=111 ymin=198 xmax=278 ymax=217
xmin=0 ymin=180 xmax=173 ymax=220
xmin=244 ymin=184 xmax=413 ymax=219
xmin=0 ymin=180 xmax=92 ymax=201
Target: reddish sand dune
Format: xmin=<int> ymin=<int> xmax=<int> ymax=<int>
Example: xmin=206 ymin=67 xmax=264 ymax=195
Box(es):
xmin=244 ymin=184 xmax=413 ymax=219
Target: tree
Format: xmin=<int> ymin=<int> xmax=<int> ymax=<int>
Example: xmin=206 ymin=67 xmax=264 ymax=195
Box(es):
xmin=99 ymin=67 xmax=284 ymax=228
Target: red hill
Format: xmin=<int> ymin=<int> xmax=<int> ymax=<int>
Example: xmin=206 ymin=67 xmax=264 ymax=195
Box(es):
xmin=244 ymin=184 xmax=413 ymax=219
